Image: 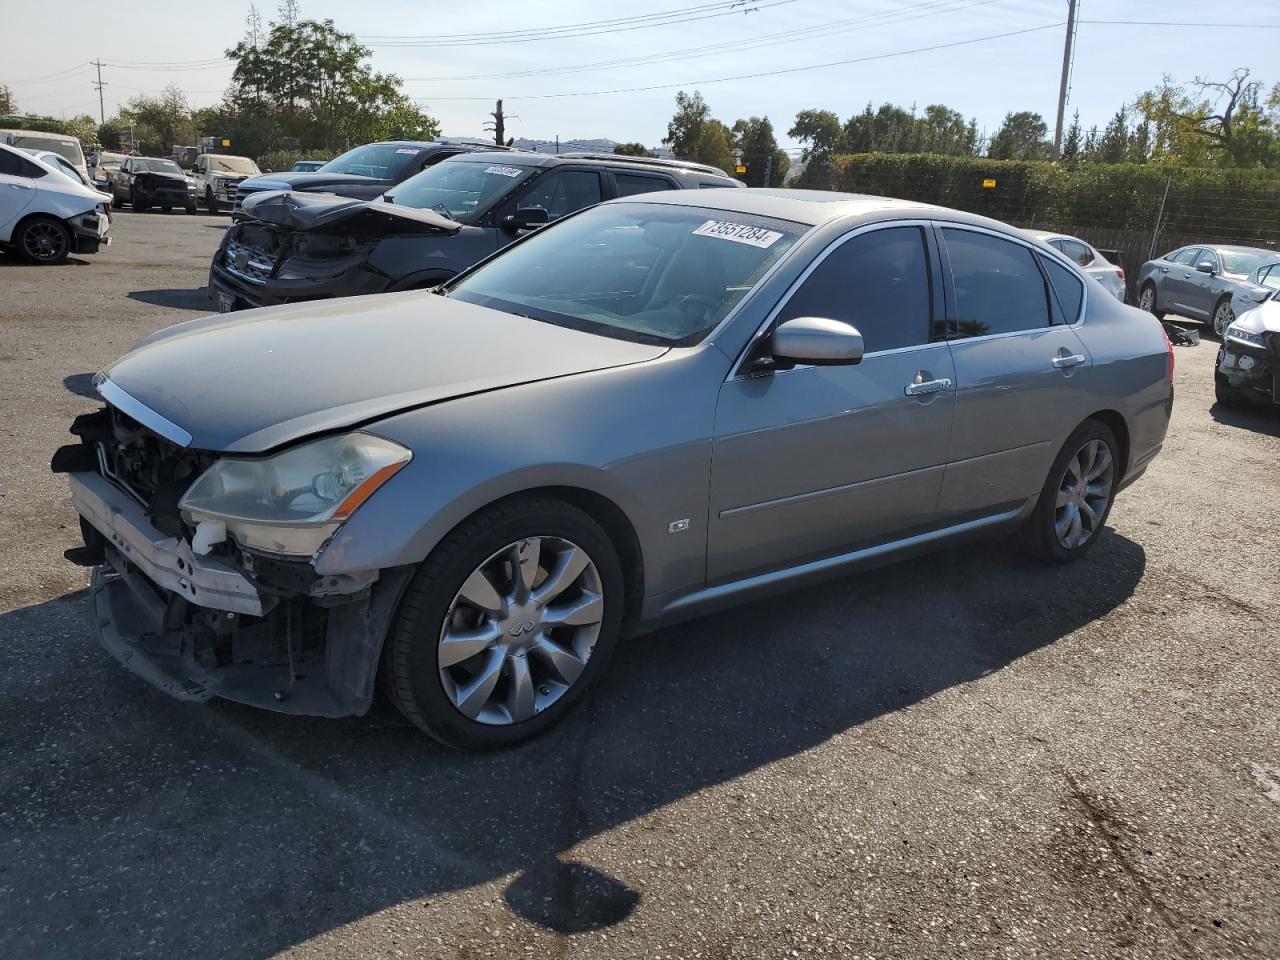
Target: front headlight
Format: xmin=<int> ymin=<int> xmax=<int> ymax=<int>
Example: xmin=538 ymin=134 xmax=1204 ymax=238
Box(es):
xmin=178 ymin=432 xmax=411 ymax=557
xmin=1225 ymin=323 xmax=1266 ymax=348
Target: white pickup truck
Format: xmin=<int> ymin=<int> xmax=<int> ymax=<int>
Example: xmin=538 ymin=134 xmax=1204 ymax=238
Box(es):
xmin=189 ymin=154 xmax=261 ymax=214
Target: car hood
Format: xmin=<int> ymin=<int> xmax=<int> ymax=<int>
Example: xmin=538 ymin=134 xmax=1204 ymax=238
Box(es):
xmin=99 ymin=292 xmax=668 ymax=453
xmin=1234 ymin=298 xmax=1280 ymax=334
xmin=239 ymin=171 xmax=386 ymax=193
xmin=135 ymin=171 xmax=189 ymax=185
xmin=239 ymin=190 xmax=460 ymax=235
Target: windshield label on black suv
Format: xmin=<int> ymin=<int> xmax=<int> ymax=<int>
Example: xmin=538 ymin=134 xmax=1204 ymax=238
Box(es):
xmin=693 ymin=220 xmax=783 ymax=248
xmin=484 ymin=165 xmax=524 ymax=178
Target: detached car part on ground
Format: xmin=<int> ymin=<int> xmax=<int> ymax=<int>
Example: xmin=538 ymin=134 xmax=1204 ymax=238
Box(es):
xmin=209 ymin=150 xmax=742 ymax=311
xmin=109 ymin=156 xmax=199 ymax=214
xmin=1137 ymin=243 xmax=1278 ymax=336
xmin=0 ymin=143 xmax=111 ymax=264
xmin=58 ymin=190 xmax=1173 ymax=749
xmin=1216 ymin=292 xmax=1280 ymax=407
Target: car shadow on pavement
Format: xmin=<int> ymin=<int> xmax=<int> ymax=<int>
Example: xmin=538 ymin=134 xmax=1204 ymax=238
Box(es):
xmin=1210 ymin=401 xmax=1280 ymax=436
xmin=127 ymin=287 xmax=212 ymax=310
xmin=0 ymin=530 xmax=1145 ymax=958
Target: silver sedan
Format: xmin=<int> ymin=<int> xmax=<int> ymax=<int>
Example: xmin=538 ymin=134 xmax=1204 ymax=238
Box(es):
xmin=57 ymin=191 xmax=1174 ymax=748
xmin=1137 ymin=244 xmax=1278 ymax=336
xmin=1024 ymin=230 xmax=1126 ymax=302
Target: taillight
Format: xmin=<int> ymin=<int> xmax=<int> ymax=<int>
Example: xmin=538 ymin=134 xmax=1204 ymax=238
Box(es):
xmin=1115 ymin=268 xmax=1125 ymax=281
xmin=1162 ymin=326 xmax=1175 ymax=383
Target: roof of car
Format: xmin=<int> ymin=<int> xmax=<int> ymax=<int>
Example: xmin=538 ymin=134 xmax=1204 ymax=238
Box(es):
xmin=603 ymin=188 xmax=953 ymax=227
xmin=439 ymin=149 xmax=736 ymax=181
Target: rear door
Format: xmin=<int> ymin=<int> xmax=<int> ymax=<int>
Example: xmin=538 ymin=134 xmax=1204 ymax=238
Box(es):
xmin=708 ymin=223 xmax=956 ymax=582
xmin=937 ymin=225 xmax=1096 ymax=517
xmin=0 ymin=148 xmax=40 ymax=239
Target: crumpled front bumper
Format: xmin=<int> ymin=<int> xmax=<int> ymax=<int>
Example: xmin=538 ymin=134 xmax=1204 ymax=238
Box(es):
xmin=69 ymin=470 xmax=411 ymax=717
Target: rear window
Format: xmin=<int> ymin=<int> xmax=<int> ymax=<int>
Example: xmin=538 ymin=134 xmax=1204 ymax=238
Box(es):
xmin=1041 ymin=256 xmax=1085 ymax=323
xmin=614 ymin=173 xmax=676 ymax=197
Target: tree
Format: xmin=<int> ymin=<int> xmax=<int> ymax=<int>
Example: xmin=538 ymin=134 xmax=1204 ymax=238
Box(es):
xmin=1095 ymin=104 xmax=1131 ymax=164
xmin=0 ymin=85 xmax=15 ymax=116
xmin=663 ymin=91 xmax=735 ymax=173
xmin=987 ymin=111 xmax=1051 ymax=161
xmin=1060 ymin=111 xmax=1082 ymax=166
xmin=1135 ymin=69 xmax=1280 ymax=167
xmin=731 ymin=116 xmax=788 ymax=186
xmin=789 ymin=108 xmax=841 ymax=187
xmin=613 ymin=142 xmax=654 ymax=157
xmin=115 ymin=84 xmax=195 ymax=154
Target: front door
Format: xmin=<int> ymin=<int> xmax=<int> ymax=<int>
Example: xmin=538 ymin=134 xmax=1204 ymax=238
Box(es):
xmin=1162 ymin=247 xmax=1205 ymax=318
xmin=496 ymin=168 xmax=605 ymax=250
xmin=936 ymin=226 xmax=1096 ymax=516
xmin=708 ymin=224 xmax=956 ymax=583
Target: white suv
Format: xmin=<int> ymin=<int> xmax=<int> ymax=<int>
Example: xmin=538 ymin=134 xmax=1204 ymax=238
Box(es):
xmin=0 ymin=143 xmax=110 ymax=264
xmin=190 ymin=154 xmax=261 ymax=214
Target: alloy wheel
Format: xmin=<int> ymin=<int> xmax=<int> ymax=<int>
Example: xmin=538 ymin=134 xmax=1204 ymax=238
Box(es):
xmin=438 ymin=537 xmax=604 ymax=725
xmin=1054 ymin=438 xmax=1114 ymax=550
xmin=1138 ymin=286 xmax=1156 ymax=313
xmin=21 ymin=221 xmax=68 ymax=262
xmin=1214 ymin=301 xmax=1234 ymax=337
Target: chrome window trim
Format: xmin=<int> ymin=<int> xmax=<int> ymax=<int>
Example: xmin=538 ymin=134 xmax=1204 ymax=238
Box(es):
xmin=94 ymin=376 xmax=193 ymax=448
xmin=726 ymin=218 xmax=943 ymax=381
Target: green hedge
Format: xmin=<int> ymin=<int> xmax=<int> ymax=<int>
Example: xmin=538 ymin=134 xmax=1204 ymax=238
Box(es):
xmin=834 ymin=153 xmax=1280 ymax=246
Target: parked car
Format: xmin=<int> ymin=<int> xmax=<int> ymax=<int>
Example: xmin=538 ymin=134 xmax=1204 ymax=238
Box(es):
xmin=231 ymin=138 xmax=517 ymax=214
xmin=89 ymin=150 xmax=128 ymax=192
xmin=189 ymin=153 xmax=261 ymax=213
xmin=109 ymin=156 xmax=198 ymax=213
xmin=0 ymin=143 xmax=110 ymax=263
xmin=1216 ymin=288 xmax=1280 ymax=408
xmin=20 ymin=148 xmax=92 ymax=188
xmin=1228 ymin=260 xmax=1280 ymax=319
xmin=1136 ymin=244 xmax=1278 ymax=336
xmin=1024 ymin=230 xmax=1126 ymax=302
xmin=0 ymin=129 xmax=89 ymax=183
xmin=208 ymin=151 xmax=741 ymax=312
xmin=56 ymin=189 xmax=1172 ymax=748
xmin=289 ymin=160 xmax=327 ymax=173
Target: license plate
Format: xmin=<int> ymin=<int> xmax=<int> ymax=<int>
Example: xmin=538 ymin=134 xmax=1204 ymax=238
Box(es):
xmin=217 ymin=292 xmax=235 ymax=313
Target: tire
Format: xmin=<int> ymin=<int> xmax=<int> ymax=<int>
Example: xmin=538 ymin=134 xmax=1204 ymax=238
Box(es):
xmin=205 ymin=188 xmax=220 ymax=215
xmin=1212 ymin=296 xmax=1234 ymax=338
xmin=185 ymin=198 xmax=198 ymax=215
xmin=14 ymin=216 xmax=73 ymax=265
xmin=383 ymin=495 xmax=625 ymax=750
xmin=161 ymin=205 xmax=172 ymax=214
xmin=1021 ymin=419 xmax=1120 ymax=564
xmin=109 ymin=192 xmax=121 ymax=210
xmin=132 ymin=188 xmax=151 ymax=213
xmin=1137 ymin=282 xmax=1164 ymax=320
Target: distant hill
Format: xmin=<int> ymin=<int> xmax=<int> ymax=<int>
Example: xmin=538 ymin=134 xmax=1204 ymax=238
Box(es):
xmin=511 ymin=137 xmax=624 ymax=154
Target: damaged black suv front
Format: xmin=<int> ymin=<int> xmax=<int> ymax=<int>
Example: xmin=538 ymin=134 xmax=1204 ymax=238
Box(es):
xmin=1216 ymin=293 xmax=1280 ymax=408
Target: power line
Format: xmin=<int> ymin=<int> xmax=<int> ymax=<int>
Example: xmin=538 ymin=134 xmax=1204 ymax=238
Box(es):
xmin=414 ymin=21 xmax=1066 ymax=101
xmin=404 ymin=0 xmax=999 ymax=82
xmin=364 ymin=0 xmax=799 ymax=47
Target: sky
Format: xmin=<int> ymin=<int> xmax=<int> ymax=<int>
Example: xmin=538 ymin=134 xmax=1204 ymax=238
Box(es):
xmin=6 ymin=0 xmax=1280 ymax=153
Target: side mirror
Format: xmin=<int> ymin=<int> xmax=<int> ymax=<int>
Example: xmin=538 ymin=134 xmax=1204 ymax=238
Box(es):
xmin=504 ymin=206 xmax=549 ymax=232
xmin=1196 ymin=261 xmax=1215 ymax=274
xmin=769 ymin=316 xmax=864 ymax=367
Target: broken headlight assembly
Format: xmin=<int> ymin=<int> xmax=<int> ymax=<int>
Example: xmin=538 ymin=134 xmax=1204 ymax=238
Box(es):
xmin=178 ymin=432 xmax=411 ymax=558
xmin=1225 ymin=324 xmax=1266 ymax=349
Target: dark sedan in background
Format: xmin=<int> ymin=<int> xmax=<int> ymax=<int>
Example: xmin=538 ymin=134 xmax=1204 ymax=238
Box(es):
xmin=209 ymin=151 xmax=739 ymax=311
xmin=1136 ymin=243 xmax=1278 ymax=336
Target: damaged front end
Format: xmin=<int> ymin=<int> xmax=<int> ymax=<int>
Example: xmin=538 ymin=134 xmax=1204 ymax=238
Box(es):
xmin=52 ymin=399 xmax=412 ymax=717
xmin=1217 ymin=327 xmax=1280 ymax=406
xmin=209 ymin=190 xmax=459 ymax=310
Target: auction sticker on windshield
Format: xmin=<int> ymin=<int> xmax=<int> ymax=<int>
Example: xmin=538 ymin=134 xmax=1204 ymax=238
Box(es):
xmin=484 ymin=165 xmax=524 ymax=178
xmin=692 ymin=220 xmax=783 ymax=248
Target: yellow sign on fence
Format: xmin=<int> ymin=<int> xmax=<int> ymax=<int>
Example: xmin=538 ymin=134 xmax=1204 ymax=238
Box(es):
xmin=982 ymin=178 xmax=997 ymax=189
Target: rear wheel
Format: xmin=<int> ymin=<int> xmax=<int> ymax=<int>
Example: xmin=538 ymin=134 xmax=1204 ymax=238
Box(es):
xmin=1212 ymin=297 xmax=1234 ymax=338
xmin=1138 ymin=283 xmax=1164 ymax=319
xmin=15 ymin=216 xmax=72 ymax=264
xmin=1021 ymin=419 xmax=1119 ymax=563
xmin=383 ymin=496 xmax=624 ymax=750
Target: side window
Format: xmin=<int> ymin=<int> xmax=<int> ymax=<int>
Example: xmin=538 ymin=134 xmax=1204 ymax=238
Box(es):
xmin=775 ymin=226 xmax=933 ymax=354
xmin=942 ymin=228 xmax=1051 ymax=338
xmin=613 ymin=173 xmax=675 ymax=197
xmin=515 ymin=170 xmax=603 ymax=221
xmin=1041 ymin=256 xmax=1085 ymax=323
xmin=1060 ymin=239 xmax=1094 ymax=266
xmin=1197 ymin=250 xmax=1219 ymax=271
xmin=1260 ymin=266 xmax=1280 ymax=290
xmin=0 ymin=150 xmax=46 ymax=179
xmin=1046 ymin=238 xmax=1064 ymax=252
xmin=1170 ymin=248 xmax=1200 ymax=266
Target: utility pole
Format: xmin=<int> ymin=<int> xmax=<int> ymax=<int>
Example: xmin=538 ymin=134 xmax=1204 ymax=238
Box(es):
xmin=763 ymin=153 xmax=773 ymax=187
xmin=91 ymin=59 xmax=107 ymax=125
xmin=1052 ymin=0 xmax=1078 ymax=160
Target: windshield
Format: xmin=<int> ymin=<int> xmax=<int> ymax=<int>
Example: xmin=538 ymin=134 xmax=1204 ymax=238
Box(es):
xmin=1221 ymin=249 xmax=1274 ymax=274
xmin=209 ymin=156 xmax=259 ymax=175
xmin=318 ymin=143 xmax=426 ymax=180
xmin=449 ymin=202 xmax=803 ymax=346
xmin=137 ymin=158 xmax=183 ymax=174
xmin=384 ymin=159 xmax=534 ymax=221
xmin=13 ymin=134 xmax=83 ymax=166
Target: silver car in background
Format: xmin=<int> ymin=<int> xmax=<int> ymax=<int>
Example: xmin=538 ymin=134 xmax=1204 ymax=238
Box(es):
xmin=1229 ymin=260 xmax=1280 ymax=320
xmin=55 ymin=190 xmax=1174 ymax=749
xmin=1137 ymin=243 xmax=1278 ymax=336
xmin=1025 ymin=230 xmax=1126 ymax=302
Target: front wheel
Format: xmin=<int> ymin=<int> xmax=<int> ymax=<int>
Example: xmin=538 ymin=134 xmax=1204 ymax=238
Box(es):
xmin=132 ymin=189 xmax=150 ymax=213
xmin=383 ymin=496 xmax=624 ymax=750
xmin=1212 ymin=297 xmax=1234 ymax=338
xmin=205 ymin=188 xmax=220 ymax=215
xmin=185 ymin=198 xmax=198 ymax=215
xmin=1215 ymin=369 xmax=1246 ymax=407
xmin=1021 ymin=420 xmax=1119 ymax=563
xmin=15 ymin=216 xmax=72 ymax=264
xmin=1138 ymin=283 xmax=1164 ymax=319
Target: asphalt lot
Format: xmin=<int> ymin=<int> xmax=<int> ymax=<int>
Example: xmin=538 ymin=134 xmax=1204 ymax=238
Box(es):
xmin=1 ymin=210 xmax=1278 ymax=959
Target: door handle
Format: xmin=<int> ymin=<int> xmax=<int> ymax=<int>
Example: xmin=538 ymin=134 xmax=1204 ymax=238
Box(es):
xmin=904 ymin=378 xmax=952 ymax=396
xmin=1052 ymin=354 xmax=1087 ymax=369
xmin=1160 ymin=267 xmax=1169 ymax=273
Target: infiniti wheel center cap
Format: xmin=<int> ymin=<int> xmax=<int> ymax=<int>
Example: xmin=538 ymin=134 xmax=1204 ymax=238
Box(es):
xmin=502 ymin=603 xmax=541 ymax=645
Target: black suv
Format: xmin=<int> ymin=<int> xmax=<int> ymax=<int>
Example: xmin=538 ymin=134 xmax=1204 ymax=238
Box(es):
xmin=209 ymin=150 xmax=741 ymax=311
xmin=231 ymin=138 xmax=511 ymax=215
